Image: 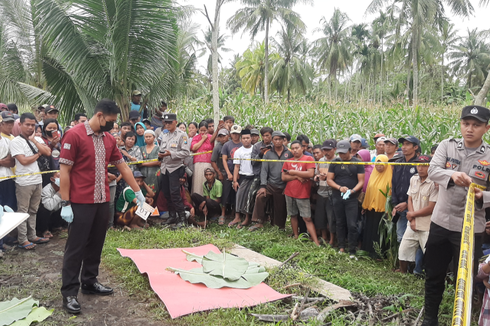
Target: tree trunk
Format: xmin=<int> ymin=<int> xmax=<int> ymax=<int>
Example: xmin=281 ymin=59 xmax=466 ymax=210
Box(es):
xmin=212 ymin=5 xmax=220 ymax=125
xmin=412 ymin=30 xmax=418 ymax=107
xmin=441 ymin=54 xmax=444 ymax=103
xmin=264 ymin=18 xmax=270 ymax=104
xmin=380 ymin=37 xmax=384 ymax=104
xmin=287 ymin=88 xmax=290 ymax=102
xmin=475 ymin=72 xmax=490 ymax=106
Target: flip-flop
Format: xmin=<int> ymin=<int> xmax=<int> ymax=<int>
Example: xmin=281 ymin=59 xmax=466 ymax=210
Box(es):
xmin=228 ymin=221 xmax=240 ymax=228
xmin=218 ymin=216 xmax=225 ymax=225
xmin=18 ymin=242 xmax=36 ymax=250
xmin=248 ymin=225 xmax=262 ymax=232
xmin=31 ymin=237 xmax=49 ymax=244
xmin=43 ymin=231 xmax=53 ymax=239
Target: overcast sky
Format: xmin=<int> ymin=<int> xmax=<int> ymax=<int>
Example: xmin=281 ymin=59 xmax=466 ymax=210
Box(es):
xmin=178 ymin=0 xmax=490 ymax=72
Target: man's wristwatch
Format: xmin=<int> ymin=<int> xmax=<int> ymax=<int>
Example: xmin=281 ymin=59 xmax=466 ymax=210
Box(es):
xmin=61 ymin=200 xmax=71 ymax=207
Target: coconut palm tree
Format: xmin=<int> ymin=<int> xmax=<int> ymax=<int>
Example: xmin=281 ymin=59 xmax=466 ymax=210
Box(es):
xmin=1 ymin=0 xmax=179 ymax=122
xmin=312 ymin=9 xmax=352 ymax=84
xmin=449 ymin=28 xmax=490 ymax=91
xmin=269 ymin=25 xmax=313 ymax=102
xmin=438 ymin=20 xmax=459 ymax=102
xmin=226 ymin=0 xmax=309 ymax=104
xmin=366 ymin=0 xmax=474 ymax=107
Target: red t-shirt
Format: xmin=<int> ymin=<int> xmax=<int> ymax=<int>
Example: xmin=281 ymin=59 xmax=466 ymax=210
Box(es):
xmin=59 ymin=122 xmax=124 ymax=204
xmin=283 ymin=155 xmax=315 ymax=199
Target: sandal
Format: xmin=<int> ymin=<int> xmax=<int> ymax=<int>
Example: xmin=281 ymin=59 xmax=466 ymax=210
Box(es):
xmin=228 ymin=221 xmax=240 ymax=228
xmin=43 ymin=231 xmax=53 ymax=239
xmin=31 ymin=237 xmax=49 ymax=244
xmin=18 ymin=242 xmax=36 ymax=250
xmin=218 ymin=216 xmax=225 ymax=225
xmin=248 ymin=225 xmax=262 ymax=232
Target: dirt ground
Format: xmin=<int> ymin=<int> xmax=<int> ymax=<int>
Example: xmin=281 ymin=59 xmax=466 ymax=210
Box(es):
xmin=0 ymin=233 xmax=166 ymax=326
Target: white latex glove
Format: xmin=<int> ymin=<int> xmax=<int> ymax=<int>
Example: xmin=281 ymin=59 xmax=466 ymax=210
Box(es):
xmin=134 ymin=190 xmax=146 ymax=207
xmin=61 ymin=206 xmax=74 ymax=223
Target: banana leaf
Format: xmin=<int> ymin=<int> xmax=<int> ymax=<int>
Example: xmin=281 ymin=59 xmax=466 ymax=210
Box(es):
xmin=184 ymin=250 xmax=251 ymax=281
xmin=0 ymin=297 xmax=38 ymax=326
xmin=167 ymin=267 xmax=269 ymax=289
xmin=10 ymin=307 xmax=53 ymax=326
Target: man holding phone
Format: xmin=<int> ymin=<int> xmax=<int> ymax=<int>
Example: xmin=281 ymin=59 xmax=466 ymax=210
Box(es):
xmin=158 ymin=113 xmax=190 ymax=228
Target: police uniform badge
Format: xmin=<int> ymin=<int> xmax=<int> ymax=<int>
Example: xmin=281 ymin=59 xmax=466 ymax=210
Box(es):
xmin=183 ymin=136 xmax=188 ymax=144
xmin=410 ymin=167 xmax=415 ymax=174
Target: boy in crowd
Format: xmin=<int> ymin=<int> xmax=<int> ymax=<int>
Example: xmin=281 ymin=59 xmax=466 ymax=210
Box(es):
xmin=282 ymin=140 xmax=320 ymax=246
xmin=221 ymin=124 xmax=242 ymax=220
xmin=315 ymin=139 xmax=337 ymax=246
xmin=398 ymin=155 xmax=438 ymax=274
xmin=223 ymin=115 xmax=235 ymax=131
xmin=283 ymin=132 xmax=291 ymax=147
xmin=250 ymin=129 xmax=260 ymax=145
xmin=229 ymin=129 xmax=254 ymax=228
xmin=384 ymin=138 xmax=399 ymax=160
xmin=191 ymin=168 xmax=222 ymax=225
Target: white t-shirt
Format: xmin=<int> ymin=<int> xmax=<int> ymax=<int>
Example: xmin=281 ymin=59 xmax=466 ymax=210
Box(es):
xmin=10 ymin=136 xmax=44 ymax=186
xmin=0 ymin=137 xmax=13 ymax=182
xmin=233 ymin=146 xmax=253 ymax=176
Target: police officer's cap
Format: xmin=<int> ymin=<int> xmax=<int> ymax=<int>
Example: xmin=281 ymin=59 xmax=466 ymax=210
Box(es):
xmin=163 ymin=113 xmax=177 ymax=122
xmin=461 ymin=105 xmax=490 ymax=123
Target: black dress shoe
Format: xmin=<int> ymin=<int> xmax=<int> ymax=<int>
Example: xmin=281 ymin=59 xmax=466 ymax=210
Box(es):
xmin=81 ymin=282 xmax=114 ymax=295
xmin=63 ymin=296 xmax=81 ymax=314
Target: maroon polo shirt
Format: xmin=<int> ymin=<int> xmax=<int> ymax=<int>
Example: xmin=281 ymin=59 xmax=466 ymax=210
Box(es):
xmin=60 ymin=121 xmax=124 ymax=204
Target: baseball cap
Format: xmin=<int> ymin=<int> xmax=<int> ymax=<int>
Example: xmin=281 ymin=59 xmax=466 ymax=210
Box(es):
xmin=321 ymin=139 xmax=336 ymax=150
xmin=250 ymin=128 xmax=260 ymax=136
xmin=0 ymin=103 xmax=7 ymax=111
xmin=361 ymin=138 xmax=369 ymax=148
xmin=384 ymin=137 xmax=397 ymax=145
xmin=271 ymin=131 xmax=285 ymax=138
xmin=230 ymin=125 xmax=242 ymax=134
xmin=460 ymin=105 xmax=490 ymax=123
xmin=376 ymin=137 xmax=386 ymax=143
xmin=398 ymin=136 xmax=420 ymax=147
xmin=132 ymin=90 xmax=142 ymax=96
xmin=0 ymin=111 xmax=15 ymax=122
xmin=374 ymin=133 xmax=385 ymax=140
xmin=218 ymin=129 xmax=229 ymax=136
xmin=142 ymin=119 xmax=151 ymax=124
xmin=129 ymin=110 xmax=140 ymax=120
xmin=133 ymin=170 xmax=146 ymax=179
xmin=349 ymin=134 xmax=362 ymax=143
xmin=415 ymin=155 xmax=431 ymax=163
xmin=163 ymin=113 xmax=177 ymax=122
xmin=46 ymin=105 xmax=58 ymax=113
xmin=336 ymin=140 xmax=351 ymax=154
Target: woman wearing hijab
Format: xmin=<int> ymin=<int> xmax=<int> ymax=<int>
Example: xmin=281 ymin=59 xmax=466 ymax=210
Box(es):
xmin=134 ymin=121 xmax=147 ymax=147
xmin=139 ymin=130 xmax=160 ymax=195
xmin=358 ymin=149 xmax=374 ymax=195
xmin=361 ymin=154 xmax=392 ymax=257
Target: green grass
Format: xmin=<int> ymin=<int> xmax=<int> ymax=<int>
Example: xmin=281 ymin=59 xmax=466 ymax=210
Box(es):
xmin=101 ymin=222 xmax=458 ymax=325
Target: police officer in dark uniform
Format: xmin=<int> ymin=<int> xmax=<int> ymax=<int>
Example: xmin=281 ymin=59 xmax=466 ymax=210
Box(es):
xmin=158 ymin=113 xmax=190 ymax=228
xmin=422 ymin=105 xmax=490 ymax=326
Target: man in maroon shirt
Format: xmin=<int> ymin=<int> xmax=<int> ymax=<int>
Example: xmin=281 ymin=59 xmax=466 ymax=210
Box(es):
xmin=59 ymin=99 xmax=145 ymax=314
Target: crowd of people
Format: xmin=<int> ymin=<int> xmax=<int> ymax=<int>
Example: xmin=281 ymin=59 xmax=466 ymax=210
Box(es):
xmin=2 ymin=95 xmax=490 ymax=325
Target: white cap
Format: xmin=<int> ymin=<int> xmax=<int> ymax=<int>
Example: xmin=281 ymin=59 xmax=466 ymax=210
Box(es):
xmin=230 ymin=125 xmax=242 ymax=134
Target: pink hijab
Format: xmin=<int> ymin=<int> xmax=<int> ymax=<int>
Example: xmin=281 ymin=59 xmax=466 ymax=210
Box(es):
xmin=358 ymin=149 xmax=373 ymax=193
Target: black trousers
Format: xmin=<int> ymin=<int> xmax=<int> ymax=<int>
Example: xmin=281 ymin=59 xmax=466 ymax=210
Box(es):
xmin=332 ymin=193 xmax=359 ymax=254
xmin=36 ymin=204 xmax=64 ymax=234
xmin=61 ymin=202 xmax=110 ymax=297
xmin=191 ymin=193 xmax=221 ymax=218
xmin=160 ymin=167 xmax=185 ymax=215
xmin=424 ymin=222 xmax=483 ymax=321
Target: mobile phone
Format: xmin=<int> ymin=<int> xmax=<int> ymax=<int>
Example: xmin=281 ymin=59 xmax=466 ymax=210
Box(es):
xmin=283 ymin=169 xmax=288 ymax=173
xmin=52 ymin=130 xmax=59 ymax=138
xmin=219 ymin=120 xmax=224 ymax=125
xmin=266 ymin=145 xmax=272 ymax=149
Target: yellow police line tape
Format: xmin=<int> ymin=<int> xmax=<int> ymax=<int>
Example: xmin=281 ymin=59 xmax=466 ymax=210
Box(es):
xmin=0 ymin=153 xmax=430 ymax=181
xmin=452 ymin=183 xmax=485 ymax=326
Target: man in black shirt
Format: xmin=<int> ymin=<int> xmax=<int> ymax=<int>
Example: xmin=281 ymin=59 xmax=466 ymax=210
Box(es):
xmin=327 ymin=140 xmax=365 ymax=258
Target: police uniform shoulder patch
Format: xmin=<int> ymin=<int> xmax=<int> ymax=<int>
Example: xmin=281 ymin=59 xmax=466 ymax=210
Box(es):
xmin=183 ymin=135 xmax=188 ymax=144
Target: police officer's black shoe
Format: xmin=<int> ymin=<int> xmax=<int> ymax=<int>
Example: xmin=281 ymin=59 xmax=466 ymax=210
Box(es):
xmin=63 ymin=296 xmax=81 ymax=314
xmin=421 ymin=318 xmax=438 ymax=326
xmin=81 ymin=282 xmax=113 ymax=295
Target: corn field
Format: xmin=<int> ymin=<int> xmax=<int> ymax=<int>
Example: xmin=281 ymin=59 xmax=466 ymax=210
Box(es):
xmin=176 ymin=95 xmax=474 ymax=154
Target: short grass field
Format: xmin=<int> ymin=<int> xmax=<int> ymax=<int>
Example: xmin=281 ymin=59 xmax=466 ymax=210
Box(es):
xmin=101 ymin=222 xmax=458 ymax=326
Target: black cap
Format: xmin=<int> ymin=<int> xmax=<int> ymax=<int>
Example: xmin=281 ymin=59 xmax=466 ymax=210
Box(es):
xmin=321 ymin=139 xmax=336 ymax=150
xmin=129 ymin=110 xmax=140 ymax=120
xmin=133 ymin=170 xmax=146 ymax=178
xmin=241 ymin=129 xmax=251 ymax=135
xmin=461 ymin=105 xmax=490 ymax=123
xmin=163 ymin=113 xmax=177 ymax=122
xmin=398 ymin=136 xmax=420 ymax=146
xmin=0 ymin=111 xmax=15 ymax=122
xmin=46 ymin=105 xmax=58 ymax=113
